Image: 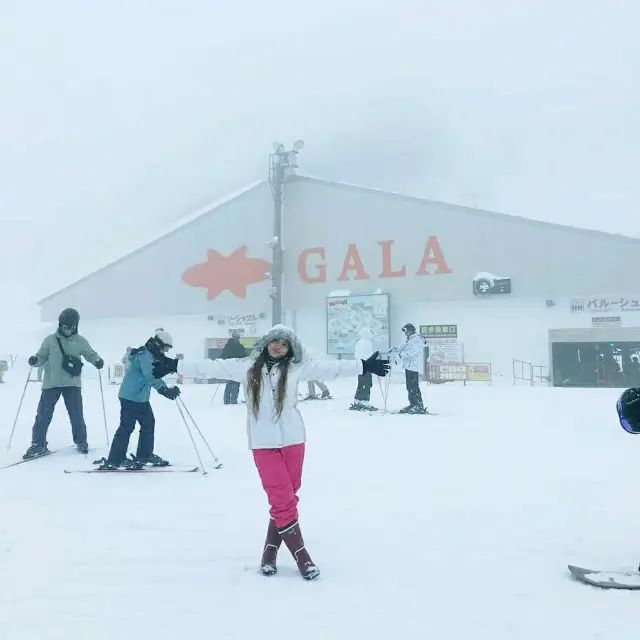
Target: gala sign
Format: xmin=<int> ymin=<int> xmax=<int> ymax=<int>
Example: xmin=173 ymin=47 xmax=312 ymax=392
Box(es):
xmin=297 ymin=237 xmax=452 ymax=284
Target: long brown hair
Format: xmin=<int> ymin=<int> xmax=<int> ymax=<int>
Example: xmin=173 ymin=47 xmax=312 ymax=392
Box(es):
xmin=248 ymin=349 xmax=292 ymax=420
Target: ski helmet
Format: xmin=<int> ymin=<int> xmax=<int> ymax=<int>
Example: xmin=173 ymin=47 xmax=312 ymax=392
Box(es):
xmin=617 ymin=387 xmax=640 ymax=434
xmin=145 ymin=330 xmax=174 ymax=357
xmin=58 ymin=308 xmax=80 ymax=336
xmin=154 ymin=330 xmax=173 ymax=349
xmin=402 ymin=323 xmax=416 ymax=334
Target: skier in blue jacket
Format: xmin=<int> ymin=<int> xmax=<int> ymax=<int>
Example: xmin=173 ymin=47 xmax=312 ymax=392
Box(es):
xmin=98 ymin=331 xmax=181 ymax=470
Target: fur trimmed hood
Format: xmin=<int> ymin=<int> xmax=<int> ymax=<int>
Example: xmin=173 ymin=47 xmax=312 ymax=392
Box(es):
xmin=252 ymin=324 xmax=304 ymax=363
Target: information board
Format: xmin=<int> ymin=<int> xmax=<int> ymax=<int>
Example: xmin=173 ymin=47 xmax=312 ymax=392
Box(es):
xmin=326 ymin=294 xmax=390 ymax=355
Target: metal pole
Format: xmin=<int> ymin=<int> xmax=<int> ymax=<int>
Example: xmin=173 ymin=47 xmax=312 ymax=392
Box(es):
xmin=272 ymin=156 xmax=284 ymax=326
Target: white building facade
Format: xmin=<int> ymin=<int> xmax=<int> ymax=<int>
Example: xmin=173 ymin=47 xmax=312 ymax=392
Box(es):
xmin=38 ymin=176 xmax=640 ymax=387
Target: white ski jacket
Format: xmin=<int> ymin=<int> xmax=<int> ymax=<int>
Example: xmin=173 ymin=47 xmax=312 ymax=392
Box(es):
xmin=398 ymin=332 xmax=425 ymax=373
xmin=178 ymin=357 xmax=356 ymax=449
xmin=354 ymin=327 xmax=374 ymax=375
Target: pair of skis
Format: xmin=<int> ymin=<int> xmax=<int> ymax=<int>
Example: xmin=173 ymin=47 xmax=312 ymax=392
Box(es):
xmin=66 ymin=456 xmax=199 ymax=473
xmin=0 ymin=448 xmax=198 ymax=474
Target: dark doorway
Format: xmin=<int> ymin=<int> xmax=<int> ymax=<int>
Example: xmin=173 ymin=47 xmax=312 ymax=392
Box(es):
xmin=552 ymin=342 xmax=640 ymax=387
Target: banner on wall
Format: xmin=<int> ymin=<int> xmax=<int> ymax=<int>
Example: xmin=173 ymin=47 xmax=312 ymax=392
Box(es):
xmin=591 ymin=316 xmax=621 ymax=327
xmin=419 ymin=325 xmax=463 ymax=363
xmin=570 ymin=297 xmax=640 ymax=313
xmin=419 ymin=324 xmax=458 ymax=338
xmin=326 ymin=293 xmax=390 ymax=355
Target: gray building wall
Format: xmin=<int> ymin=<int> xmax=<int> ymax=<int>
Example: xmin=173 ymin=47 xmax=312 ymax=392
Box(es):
xmin=282 ymin=177 xmax=640 ymax=305
xmin=39 ymin=182 xmax=273 ymax=321
xmin=39 ymin=176 xmax=640 ymax=321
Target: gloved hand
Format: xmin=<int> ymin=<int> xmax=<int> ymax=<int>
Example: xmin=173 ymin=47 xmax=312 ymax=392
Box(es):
xmin=152 ymin=356 xmax=179 ymax=379
xmin=362 ymin=351 xmax=391 ymax=377
xmin=158 ymin=385 xmax=181 ymax=400
xmin=28 ymin=356 xmax=38 ymax=367
xmin=94 ymin=358 xmax=104 ymax=370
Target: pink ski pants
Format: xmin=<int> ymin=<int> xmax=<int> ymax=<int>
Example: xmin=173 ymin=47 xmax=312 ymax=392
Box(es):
xmin=252 ymin=443 xmax=305 ymax=528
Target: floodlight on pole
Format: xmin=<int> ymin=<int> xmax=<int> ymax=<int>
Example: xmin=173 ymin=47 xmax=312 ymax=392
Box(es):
xmin=268 ymin=141 xmax=304 ymax=326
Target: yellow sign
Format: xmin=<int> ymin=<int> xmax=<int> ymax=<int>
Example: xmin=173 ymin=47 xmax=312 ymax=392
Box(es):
xmin=465 ymin=364 xmax=491 ymax=382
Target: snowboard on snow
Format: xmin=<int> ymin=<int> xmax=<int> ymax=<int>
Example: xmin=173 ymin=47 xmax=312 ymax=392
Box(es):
xmin=568 ymin=564 xmax=640 ymax=590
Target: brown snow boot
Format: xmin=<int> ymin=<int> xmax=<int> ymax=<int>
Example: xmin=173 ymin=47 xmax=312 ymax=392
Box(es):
xmin=260 ymin=518 xmax=282 ymax=576
xmin=277 ymin=519 xmax=320 ymax=580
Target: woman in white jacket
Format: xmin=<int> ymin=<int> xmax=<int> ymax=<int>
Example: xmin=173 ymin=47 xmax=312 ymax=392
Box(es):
xmin=159 ymin=324 xmax=390 ymax=580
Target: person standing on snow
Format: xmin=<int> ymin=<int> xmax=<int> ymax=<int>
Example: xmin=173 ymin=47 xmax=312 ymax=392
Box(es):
xmin=220 ymin=331 xmax=247 ymax=404
xmin=156 ymin=324 xmax=391 ymax=580
xmin=350 ymin=327 xmax=376 ymax=411
xmin=394 ymin=323 xmax=427 ymax=414
xmin=97 ymin=330 xmax=181 ymax=470
xmin=23 ymin=308 xmax=104 ymax=459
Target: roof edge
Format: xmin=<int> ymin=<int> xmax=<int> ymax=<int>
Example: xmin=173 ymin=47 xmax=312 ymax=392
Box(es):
xmin=293 ymin=173 xmax=640 ymax=243
xmin=37 ymin=179 xmax=266 ymax=305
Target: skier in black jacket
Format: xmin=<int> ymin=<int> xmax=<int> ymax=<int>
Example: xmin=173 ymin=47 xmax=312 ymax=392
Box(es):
xmin=220 ymin=331 xmax=247 ymax=404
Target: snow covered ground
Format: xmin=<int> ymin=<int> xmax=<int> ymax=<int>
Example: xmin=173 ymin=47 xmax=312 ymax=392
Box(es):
xmin=0 ymin=374 xmax=638 ymax=639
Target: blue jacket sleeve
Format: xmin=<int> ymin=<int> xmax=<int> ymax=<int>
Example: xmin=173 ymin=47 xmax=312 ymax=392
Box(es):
xmin=140 ymin=354 xmax=166 ymax=391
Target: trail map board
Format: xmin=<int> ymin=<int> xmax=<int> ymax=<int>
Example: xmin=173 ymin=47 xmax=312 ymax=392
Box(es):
xmin=326 ymin=294 xmax=390 ymax=355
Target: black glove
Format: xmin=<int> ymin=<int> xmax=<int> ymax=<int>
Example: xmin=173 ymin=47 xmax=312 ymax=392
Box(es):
xmin=158 ymin=385 xmax=181 ymax=400
xmin=152 ymin=356 xmax=179 ymax=379
xmin=361 ymin=351 xmax=391 ymax=377
xmin=28 ymin=356 xmax=38 ymax=367
xmin=94 ymin=358 xmax=104 ymax=370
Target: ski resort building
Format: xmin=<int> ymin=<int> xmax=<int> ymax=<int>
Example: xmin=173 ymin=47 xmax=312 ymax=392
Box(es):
xmin=37 ymin=175 xmax=640 ymax=387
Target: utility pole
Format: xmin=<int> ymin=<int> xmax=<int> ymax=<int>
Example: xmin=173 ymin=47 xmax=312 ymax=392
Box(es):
xmin=268 ymin=140 xmax=304 ymax=326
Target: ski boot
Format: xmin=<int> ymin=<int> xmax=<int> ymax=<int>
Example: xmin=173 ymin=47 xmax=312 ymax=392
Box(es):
xmin=320 ymin=390 xmax=332 ymax=400
xmin=303 ymin=394 xmax=319 ymax=401
xmin=134 ymin=453 xmax=170 ymax=467
xmin=96 ymin=457 xmax=143 ymax=471
xmin=22 ymin=443 xmax=49 ymax=460
xmin=349 ymin=401 xmax=377 ymax=411
xmin=277 ymin=520 xmax=320 ymax=580
xmin=76 ymin=441 xmax=89 ymax=454
xmin=398 ymin=404 xmax=427 ymax=414
xmin=260 ymin=518 xmax=282 ymax=576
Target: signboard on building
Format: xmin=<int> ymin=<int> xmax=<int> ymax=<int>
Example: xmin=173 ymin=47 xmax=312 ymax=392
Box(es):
xmin=570 ymin=297 xmax=640 ymax=313
xmin=208 ymin=313 xmax=266 ymax=325
xmin=591 ymin=316 xmax=622 ymax=327
xmin=419 ymin=324 xmax=462 ymax=363
xmin=419 ymin=324 xmax=458 ymax=338
xmin=326 ymin=293 xmax=390 ymax=355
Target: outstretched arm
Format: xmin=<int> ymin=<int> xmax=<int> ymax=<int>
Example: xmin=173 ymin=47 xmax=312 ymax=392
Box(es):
xmin=178 ymin=357 xmax=251 ymax=383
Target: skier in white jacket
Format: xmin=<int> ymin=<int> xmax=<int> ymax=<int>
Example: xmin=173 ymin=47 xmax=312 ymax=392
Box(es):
xmin=350 ymin=327 xmax=376 ymax=411
xmin=395 ymin=323 xmax=427 ymax=414
xmin=155 ymin=324 xmax=391 ymax=580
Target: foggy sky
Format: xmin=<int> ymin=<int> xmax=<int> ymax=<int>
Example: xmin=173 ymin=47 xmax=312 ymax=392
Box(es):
xmin=2 ymin=0 xmax=639 ymax=307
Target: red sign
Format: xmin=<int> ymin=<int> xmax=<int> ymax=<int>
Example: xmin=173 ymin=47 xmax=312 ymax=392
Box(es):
xmin=297 ymin=237 xmax=452 ymax=283
xmin=182 ymin=246 xmax=271 ymax=300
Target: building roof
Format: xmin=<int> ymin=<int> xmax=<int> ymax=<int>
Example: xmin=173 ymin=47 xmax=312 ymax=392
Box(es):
xmin=38 ymin=174 xmax=639 ymax=305
xmin=37 ymin=179 xmax=266 ymax=305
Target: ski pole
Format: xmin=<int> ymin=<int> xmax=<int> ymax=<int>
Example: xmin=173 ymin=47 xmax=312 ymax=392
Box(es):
xmin=210 ymin=383 xmax=221 ymax=404
xmin=377 ymin=373 xmax=390 ymax=413
xmin=178 ymin=396 xmax=223 ymax=469
xmin=176 ymin=399 xmax=208 ymax=475
xmin=7 ymin=367 xmax=33 ymax=451
xmin=98 ymin=369 xmax=109 ymax=448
